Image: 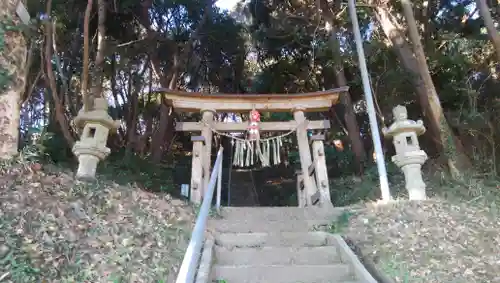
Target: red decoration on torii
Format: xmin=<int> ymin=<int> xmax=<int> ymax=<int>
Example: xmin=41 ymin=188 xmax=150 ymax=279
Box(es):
xmin=250 ymin=109 xmax=260 ymax=122
xmin=248 ymin=109 xmax=261 ymax=140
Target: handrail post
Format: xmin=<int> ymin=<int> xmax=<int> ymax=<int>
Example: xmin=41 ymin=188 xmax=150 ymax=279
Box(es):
xmin=216 ymin=152 xmax=222 ymax=213
xmin=175 ymin=147 xmax=224 ymax=283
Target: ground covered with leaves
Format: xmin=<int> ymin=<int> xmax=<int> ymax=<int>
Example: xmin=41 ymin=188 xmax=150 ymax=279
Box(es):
xmin=0 ymin=162 xmax=195 ymax=283
xmin=341 ymin=177 xmax=500 ymax=283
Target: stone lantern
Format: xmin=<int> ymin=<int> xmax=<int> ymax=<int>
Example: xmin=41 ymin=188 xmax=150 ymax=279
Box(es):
xmin=72 ymin=98 xmax=120 ymax=180
xmin=382 ymin=105 xmax=428 ymax=200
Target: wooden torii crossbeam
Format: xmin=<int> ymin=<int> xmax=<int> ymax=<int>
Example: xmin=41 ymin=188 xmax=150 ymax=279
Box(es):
xmin=155 ymin=87 xmax=348 ymax=112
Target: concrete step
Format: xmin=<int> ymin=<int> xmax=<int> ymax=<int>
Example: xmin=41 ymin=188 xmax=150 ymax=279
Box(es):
xmin=210 ymin=218 xmax=329 ymax=233
xmin=214 ymin=245 xmax=340 ymax=265
xmin=218 ymin=206 xmax=343 ymax=222
xmin=211 ymin=264 xmax=355 ymax=283
xmin=214 ymin=231 xmax=337 ymax=248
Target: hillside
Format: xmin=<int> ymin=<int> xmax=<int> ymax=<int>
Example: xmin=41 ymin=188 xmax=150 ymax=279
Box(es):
xmin=328 ymin=173 xmax=500 ymax=283
xmin=0 ymin=160 xmax=195 ymax=283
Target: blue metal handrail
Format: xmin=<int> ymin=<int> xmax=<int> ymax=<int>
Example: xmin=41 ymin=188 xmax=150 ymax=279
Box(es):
xmin=175 ymin=147 xmax=224 ymax=283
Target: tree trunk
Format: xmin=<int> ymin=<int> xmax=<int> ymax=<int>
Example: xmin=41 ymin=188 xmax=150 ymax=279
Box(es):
xmin=91 ymin=0 xmax=107 ymax=102
xmin=139 ymin=0 xmax=174 ymax=163
xmin=0 ymin=5 xmax=25 ymax=159
xmin=476 ymin=0 xmax=500 ymax=62
xmin=44 ymin=0 xmax=75 ymax=147
xmin=81 ymin=0 xmax=93 ymax=111
xmin=319 ymin=0 xmax=366 ymax=174
xmin=126 ymin=93 xmax=139 ymax=152
xmin=327 ymin=27 xmax=366 ymax=174
xmin=401 ymin=0 xmax=471 ymax=177
xmin=139 ymin=111 xmax=154 ymax=155
xmin=0 ymin=0 xmax=28 ymax=159
xmin=374 ymin=9 xmax=449 ymax=160
xmin=141 ymin=0 xmax=212 ymax=163
xmin=374 ymin=7 xmax=470 ymax=169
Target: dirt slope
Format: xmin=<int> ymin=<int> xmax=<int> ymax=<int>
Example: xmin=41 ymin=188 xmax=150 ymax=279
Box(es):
xmin=343 ymin=198 xmax=500 ymax=283
xmin=0 ymin=162 xmax=194 ymax=283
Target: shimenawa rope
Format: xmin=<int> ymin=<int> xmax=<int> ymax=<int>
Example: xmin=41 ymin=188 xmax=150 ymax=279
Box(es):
xmin=197 ymin=119 xmax=310 ymax=167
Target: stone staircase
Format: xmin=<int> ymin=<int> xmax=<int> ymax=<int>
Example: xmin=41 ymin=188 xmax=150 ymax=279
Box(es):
xmin=198 ymin=207 xmax=377 ymax=283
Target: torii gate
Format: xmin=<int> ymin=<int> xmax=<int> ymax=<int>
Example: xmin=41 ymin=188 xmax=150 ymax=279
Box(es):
xmin=68 ymin=0 xmax=391 ymax=207
xmin=160 ymin=87 xmax=349 ymax=207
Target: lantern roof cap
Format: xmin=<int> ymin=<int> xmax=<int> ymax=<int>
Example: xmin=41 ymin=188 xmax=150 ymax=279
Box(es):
xmin=74 ymin=98 xmax=120 ymax=129
xmin=382 ymin=105 xmax=426 ymax=137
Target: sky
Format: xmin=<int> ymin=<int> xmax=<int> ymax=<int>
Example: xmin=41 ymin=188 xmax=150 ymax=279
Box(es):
xmin=215 ymin=0 xmax=238 ymax=11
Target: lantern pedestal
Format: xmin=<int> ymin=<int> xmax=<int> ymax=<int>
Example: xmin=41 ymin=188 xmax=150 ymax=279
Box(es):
xmin=392 ymin=151 xmax=428 ymax=200
xmin=72 ymin=145 xmax=109 ymax=180
xmin=72 ymin=98 xmax=119 ymax=181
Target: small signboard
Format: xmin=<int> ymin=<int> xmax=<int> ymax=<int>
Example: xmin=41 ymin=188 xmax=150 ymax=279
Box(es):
xmin=16 ymin=2 xmax=31 ymax=25
xmin=180 ymin=184 xmax=189 ymax=198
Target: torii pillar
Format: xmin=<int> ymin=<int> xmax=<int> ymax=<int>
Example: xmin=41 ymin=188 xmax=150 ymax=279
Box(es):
xmin=200 ymin=109 xmax=216 ymax=199
xmin=293 ymin=107 xmax=317 ymax=206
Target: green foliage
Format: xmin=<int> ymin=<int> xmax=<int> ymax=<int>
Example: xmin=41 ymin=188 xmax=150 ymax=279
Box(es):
xmin=17 ymin=128 xmax=69 ymax=164
xmin=18 ymin=128 xmax=178 ymax=195
xmin=194 ymin=203 xmax=222 ymax=219
xmin=191 ymin=13 xmax=247 ymax=92
xmin=380 ymin=261 xmax=414 ymax=283
xmin=39 ymin=130 xmax=74 ymax=163
xmin=288 ymin=145 xmax=359 ymax=175
xmin=260 ymin=112 xmax=293 ymax=122
xmin=329 ymin=163 xmax=404 ymax=206
xmin=322 ymin=210 xmax=354 ymax=234
xmin=324 ymin=146 xmax=358 ymax=176
xmin=287 ymin=151 xmax=300 ymax=168
xmin=98 ymin=151 xmax=176 ymax=194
